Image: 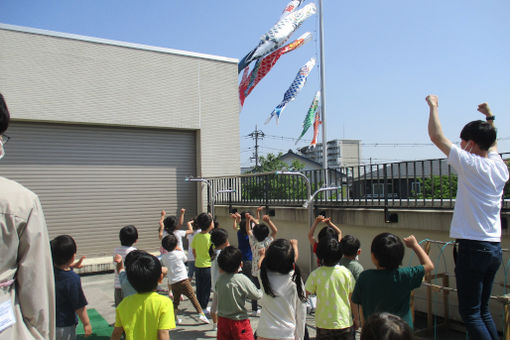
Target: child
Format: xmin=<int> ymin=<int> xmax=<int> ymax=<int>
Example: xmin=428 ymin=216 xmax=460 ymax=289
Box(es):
xmin=114 ymin=251 xmax=169 ymax=300
xmin=114 ymin=253 xmax=138 ymax=299
xmin=209 ymin=228 xmax=230 ymax=330
xmin=360 ymin=313 xmax=412 ymax=340
xmin=231 ymin=210 xmax=257 ymax=313
xmin=215 ymin=246 xmax=262 ymax=340
xmin=339 ymin=235 xmax=364 ymax=281
xmin=191 ymin=212 xmax=214 ymax=311
xmin=111 ymin=251 xmax=175 ymax=340
xmin=186 ymin=219 xmax=200 ymax=280
xmin=305 ymin=237 xmax=359 ymax=340
xmin=113 ymin=225 xmax=138 ymax=306
xmin=352 ymin=233 xmax=434 ymax=328
xmin=51 ymin=235 xmax=92 ymax=339
xmin=308 ymin=215 xmax=342 ymax=265
xmin=246 ymin=213 xmax=277 ymax=314
xmin=257 ymin=239 xmax=307 ymax=340
xmin=160 ymin=234 xmax=209 ymax=324
xmin=159 ymin=208 xmax=192 ymax=254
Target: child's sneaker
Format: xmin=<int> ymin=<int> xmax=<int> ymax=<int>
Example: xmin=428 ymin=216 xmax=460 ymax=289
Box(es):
xmin=198 ymin=313 xmax=210 ymax=324
xmin=212 ymin=322 xmax=217 ymax=331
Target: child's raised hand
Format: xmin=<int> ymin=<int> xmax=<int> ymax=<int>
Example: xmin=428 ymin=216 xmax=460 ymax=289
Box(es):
xmin=314 ymin=215 xmax=325 ymax=223
xmin=113 ymin=254 xmax=122 ymax=264
xmin=161 ymin=209 xmax=166 ymax=217
xmin=426 ymin=95 xmax=438 ymax=108
xmin=322 ymin=217 xmax=332 ymax=225
xmin=403 ymin=235 xmax=418 ymax=248
xmin=257 ymin=206 xmax=264 ymax=213
xmin=180 ymin=208 xmax=186 ymax=214
xmin=289 ymin=239 xmax=298 ymax=247
xmin=73 ymin=256 xmax=86 ymax=269
xmin=262 ymin=215 xmax=271 ymax=223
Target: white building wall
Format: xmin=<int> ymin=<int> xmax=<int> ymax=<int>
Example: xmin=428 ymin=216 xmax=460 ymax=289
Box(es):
xmin=0 ymin=24 xmax=240 ymax=209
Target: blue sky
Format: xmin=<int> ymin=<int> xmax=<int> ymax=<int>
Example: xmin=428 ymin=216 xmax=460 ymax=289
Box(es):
xmin=1 ymin=1 xmax=509 ymax=167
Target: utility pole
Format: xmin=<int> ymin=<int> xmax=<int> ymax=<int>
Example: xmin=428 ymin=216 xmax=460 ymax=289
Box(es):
xmin=249 ymin=125 xmax=265 ymax=168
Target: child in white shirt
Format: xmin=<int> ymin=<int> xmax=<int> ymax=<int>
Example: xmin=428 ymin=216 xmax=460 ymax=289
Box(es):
xmin=161 ymin=234 xmax=209 ymax=325
xmin=245 ymin=213 xmax=277 ymax=278
xmin=257 ymin=239 xmax=307 ymax=340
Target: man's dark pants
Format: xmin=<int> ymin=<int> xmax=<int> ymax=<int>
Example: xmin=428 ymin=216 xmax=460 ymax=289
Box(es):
xmin=455 ymin=239 xmax=502 ymax=340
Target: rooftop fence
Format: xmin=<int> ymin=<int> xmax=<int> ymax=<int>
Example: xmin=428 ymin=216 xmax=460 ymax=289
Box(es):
xmin=206 ymin=153 xmax=510 ymax=211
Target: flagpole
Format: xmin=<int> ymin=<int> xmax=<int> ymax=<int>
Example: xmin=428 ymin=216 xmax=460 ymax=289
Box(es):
xmin=318 ymin=0 xmax=329 ymax=185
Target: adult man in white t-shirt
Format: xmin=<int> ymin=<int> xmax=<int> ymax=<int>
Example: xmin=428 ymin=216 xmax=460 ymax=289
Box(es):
xmin=426 ymin=95 xmax=509 ymax=340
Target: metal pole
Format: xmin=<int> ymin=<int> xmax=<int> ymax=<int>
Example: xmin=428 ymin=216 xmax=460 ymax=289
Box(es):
xmin=319 ymin=0 xmax=329 ymax=185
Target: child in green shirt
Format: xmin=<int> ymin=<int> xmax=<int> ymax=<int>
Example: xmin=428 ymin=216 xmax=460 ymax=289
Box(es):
xmin=111 ymin=250 xmax=175 ymax=340
xmin=352 ymin=233 xmax=434 ymax=328
xmin=191 ymin=213 xmax=214 ymax=311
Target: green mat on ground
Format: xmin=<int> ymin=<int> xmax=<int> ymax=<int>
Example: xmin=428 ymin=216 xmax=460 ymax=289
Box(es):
xmin=77 ymin=308 xmax=113 ymax=339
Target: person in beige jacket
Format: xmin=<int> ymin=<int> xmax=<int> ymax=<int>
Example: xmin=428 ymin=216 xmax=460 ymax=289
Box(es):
xmin=0 ymin=93 xmax=55 ymax=340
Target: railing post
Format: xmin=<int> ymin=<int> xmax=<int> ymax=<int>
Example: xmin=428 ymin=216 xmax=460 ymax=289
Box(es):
xmin=264 ymin=174 xmax=269 ymax=208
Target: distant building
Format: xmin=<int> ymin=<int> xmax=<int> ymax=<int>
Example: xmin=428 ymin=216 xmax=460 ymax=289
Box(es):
xmin=298 ymin=139 xmax=361 ymax=168
xmin=279 ymin=150 xmax=323 ymax=171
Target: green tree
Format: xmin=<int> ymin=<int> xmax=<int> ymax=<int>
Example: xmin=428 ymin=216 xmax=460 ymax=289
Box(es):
xmin=416 ymin=175 xmax=458 ymax=199
xmin=253 ymin=152 xmax=304 ymax=173
xmin=244 ymin=152 xmax=308 ymax=201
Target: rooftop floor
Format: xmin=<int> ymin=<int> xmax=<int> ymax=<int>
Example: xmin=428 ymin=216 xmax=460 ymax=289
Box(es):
xmin=80 ymin=272 xmax=472 ymax=340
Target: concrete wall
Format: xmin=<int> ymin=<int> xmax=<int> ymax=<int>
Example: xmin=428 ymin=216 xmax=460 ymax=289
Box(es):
xmin=215 ymin=205 xmax=510 ymax=331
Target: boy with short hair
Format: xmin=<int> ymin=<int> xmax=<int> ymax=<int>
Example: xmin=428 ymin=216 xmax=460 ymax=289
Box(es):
xmin=245 ymin=213 xmax=277 ymax=314
xmin=113 ymin=225 xmax=138 ymax=306
xmin=111 ymin=251 xmax=175 ymax=340
xmin=215 ymin=246 xmax=262 ymax=340
xmin=339 ymin=235 xmax=364 ymax=281
xmin=308 ymin=214 xmax=343 ymax=265
xmin=191 ymin=213 xmax=214 ymax=311
xmin=352 ymin=233 xmax=434 ymax=328
xmin=51 ymin=235 xmax=92 ymax=339
xmin=160 ymin=234 xmax=209 ymax=324
xmin=305 ymin=238 xmax=359 ymax=340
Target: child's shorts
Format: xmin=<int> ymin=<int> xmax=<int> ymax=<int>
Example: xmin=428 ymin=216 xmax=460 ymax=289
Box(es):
xmin=217 ymin=317 xmax=253 ymax=340
xmin=56 ymin=325 xmax=76 ymax=340
xmin=316 ymin=326 xmax=354 ymax=340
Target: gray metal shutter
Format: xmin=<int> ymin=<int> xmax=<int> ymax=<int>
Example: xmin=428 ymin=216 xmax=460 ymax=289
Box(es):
xmin=0 ymin=122 xmax=197 ymax=257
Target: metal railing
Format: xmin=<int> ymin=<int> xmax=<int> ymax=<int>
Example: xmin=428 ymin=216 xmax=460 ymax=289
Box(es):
xmin=207 ymin=153 xmax=509 ymax=211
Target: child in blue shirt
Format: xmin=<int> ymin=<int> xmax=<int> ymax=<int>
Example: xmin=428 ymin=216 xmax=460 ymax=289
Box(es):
xmin=51 ymin=235 xmax=91 ymax=339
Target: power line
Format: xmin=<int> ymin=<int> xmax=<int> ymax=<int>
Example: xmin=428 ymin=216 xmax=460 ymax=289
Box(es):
xmin=257 ymin=133 xmax=510 ymax=145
